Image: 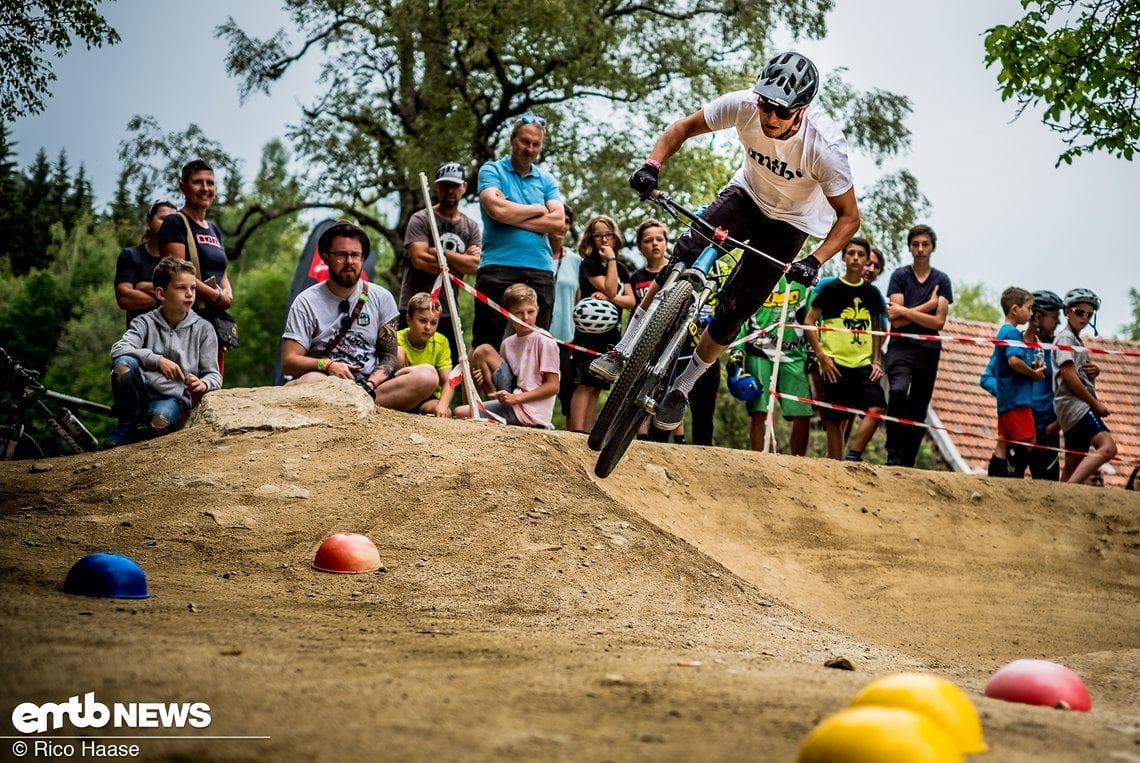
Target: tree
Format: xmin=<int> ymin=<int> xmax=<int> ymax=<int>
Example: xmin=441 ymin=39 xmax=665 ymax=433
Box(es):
xmin=984 ymin=0 xmax=1140 ymax=166
xmin=215 ymin=0 xmax=921 ymax=289
xmin=1123 ymin=287 xmax=1140 ymax=340
xmin=0 ymin=1 xmax=120 ymax=122
xmin=951 ymin=282 xmax=1002 ymax=324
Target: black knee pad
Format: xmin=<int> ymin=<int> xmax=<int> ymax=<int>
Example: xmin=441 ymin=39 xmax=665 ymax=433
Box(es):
xmin=707 ymin=288 xmax=759 ymax=345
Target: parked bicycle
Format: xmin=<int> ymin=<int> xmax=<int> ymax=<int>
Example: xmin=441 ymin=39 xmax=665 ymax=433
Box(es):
xmin=1 ymin=346 xmax=113 ymax=460
xmin=587 ymin=189 xmax=779 ymax=478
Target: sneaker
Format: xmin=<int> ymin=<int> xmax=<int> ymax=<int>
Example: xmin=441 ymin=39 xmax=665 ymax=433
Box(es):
xmin=843 ymin=451 xmax=863 ymax=462
xmin=653 ymin=389 xmax=688 ymax=431
xmin=589 ymin=349 xmax=625 ymax=382
xmin=102 ymin=424 xmax=134 ymax=450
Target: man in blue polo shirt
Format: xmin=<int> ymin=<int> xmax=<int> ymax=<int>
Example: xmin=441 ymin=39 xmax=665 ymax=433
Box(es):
xmin=474 ymin=115 xmax=565 ymax=358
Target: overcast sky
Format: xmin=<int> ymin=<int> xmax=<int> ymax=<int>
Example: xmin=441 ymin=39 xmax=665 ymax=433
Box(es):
xmin=9 ymin=0 xmax=1139 ymax=336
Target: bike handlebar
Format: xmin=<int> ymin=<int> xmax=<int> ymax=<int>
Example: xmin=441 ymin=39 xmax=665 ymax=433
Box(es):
xmin=645 ymin=189 xmax=786 ymax=270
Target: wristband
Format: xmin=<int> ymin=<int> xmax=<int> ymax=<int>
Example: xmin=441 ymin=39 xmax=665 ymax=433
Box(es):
xmin=605 ymin=257 xmax=616 ymax=263
xmin=644 ymin=158 xmax=662 ymax=170
xmin=317 ymin=358 xmax=330 ymax=372
xmin=214 ymin=292 xmax=225 ymax=306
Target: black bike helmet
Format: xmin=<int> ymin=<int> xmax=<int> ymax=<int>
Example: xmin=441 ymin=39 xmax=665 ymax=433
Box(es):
xmin=753 ymin=52 xmax=819 ymax=109
xmin=1062 ymin=288 xmax=1100 ymax=310
xmin=1031 ymin=290 xmax=1063 ymax=313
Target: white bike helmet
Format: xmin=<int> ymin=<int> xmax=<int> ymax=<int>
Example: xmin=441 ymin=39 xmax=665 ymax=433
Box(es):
xmin=573 ymin=298 xmax=620 ymax=334
xmin=1062 ymin=288 xmax=1100 ymax=310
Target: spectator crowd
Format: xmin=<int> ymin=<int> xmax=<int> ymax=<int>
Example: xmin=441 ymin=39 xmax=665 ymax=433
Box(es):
xmin=104 ymin=114 xmax=1129 ymax=488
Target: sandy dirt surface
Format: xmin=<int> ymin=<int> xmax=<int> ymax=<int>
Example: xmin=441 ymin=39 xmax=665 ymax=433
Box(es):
xmin=1 ymin=378 xmax=1138 ymax=762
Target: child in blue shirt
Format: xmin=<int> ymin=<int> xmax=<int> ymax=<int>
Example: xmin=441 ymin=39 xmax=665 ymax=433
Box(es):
xmin=988 ymin=287 xmax=1045 ymax=477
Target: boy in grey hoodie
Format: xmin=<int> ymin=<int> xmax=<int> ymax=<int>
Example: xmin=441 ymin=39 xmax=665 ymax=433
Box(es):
xmin=104 ymin=257 xmax=222 ymax=447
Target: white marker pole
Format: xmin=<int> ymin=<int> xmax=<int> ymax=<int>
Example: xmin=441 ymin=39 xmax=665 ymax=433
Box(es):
xmin=763 ymin=278 xmax=795 ymax=453
xmin=418 ymin=172 xmax=481 ymax=420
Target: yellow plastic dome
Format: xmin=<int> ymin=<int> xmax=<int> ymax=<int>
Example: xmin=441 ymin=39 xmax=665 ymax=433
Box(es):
xmin=797 ymin=706 xmax=964 ymax=763
xmin=850 ymin=673 xmax=988 ymax=755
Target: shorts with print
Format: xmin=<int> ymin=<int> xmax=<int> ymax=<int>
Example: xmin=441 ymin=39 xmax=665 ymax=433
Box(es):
xmin=1063 ymin=408 xmax=1110 ymax=454
xmin=819 ymin=364 xmax=887 ymax=422
xmin=744 ymin=355 xmax=813 ymax=418
xmin=997 ymin=407 xmax=1035 ymax=443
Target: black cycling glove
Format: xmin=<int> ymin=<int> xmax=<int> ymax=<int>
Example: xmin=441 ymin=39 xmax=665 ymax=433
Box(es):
xmin=629 ymin=163 xmax=660 ymax=200
xmin=786 ymin=255 xmax=824 ymax=286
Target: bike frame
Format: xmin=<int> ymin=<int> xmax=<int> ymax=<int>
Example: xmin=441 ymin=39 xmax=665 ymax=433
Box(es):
xmin=620 ymin=193 xmax=774 ymax=414
xmin=589 ymin=190 xmax=781 ymax=476
xmin=1 ymin=348 xmax=112 ymax=458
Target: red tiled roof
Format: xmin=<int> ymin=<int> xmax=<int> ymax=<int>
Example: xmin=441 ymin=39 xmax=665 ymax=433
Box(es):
xmin=930 ymin=318 xmax=1140 ymax=487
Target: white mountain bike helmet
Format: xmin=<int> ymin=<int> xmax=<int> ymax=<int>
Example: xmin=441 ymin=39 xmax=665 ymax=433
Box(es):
xmin=1062 ymin=288 xmax=1100 ymax=310
xmin=573 ymin=298 xmax=620 ymax=334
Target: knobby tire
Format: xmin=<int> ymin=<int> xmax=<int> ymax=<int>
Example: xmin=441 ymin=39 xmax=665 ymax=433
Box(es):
xmin=592 ymin=283 xmax=694 ymax=476
xmin=588 ymin=282 xmax=695 ymax=453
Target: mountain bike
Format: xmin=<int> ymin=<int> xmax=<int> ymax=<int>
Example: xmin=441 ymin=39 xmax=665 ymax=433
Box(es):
xmin=586 ymin=189 xmax=777 ymax=478
xmin=1 ymin=346 xmax=113 ymax=460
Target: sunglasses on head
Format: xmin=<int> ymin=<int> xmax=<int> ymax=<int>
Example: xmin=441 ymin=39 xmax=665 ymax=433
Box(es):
xmin=757 ymin=98 xmax=798 ymax=120
xmin=1070 ymin=308 xmax=1095 ymax=319
xmin=517 ymin=114 xmax=547 ymax=127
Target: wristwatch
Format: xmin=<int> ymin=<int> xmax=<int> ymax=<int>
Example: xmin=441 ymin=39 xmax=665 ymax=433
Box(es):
xmin=604 ymin=257 xmax=616 ymax=263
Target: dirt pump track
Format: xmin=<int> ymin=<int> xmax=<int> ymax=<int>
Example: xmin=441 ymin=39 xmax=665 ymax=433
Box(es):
xmin=1 ymin=378 xmax=1138 ymax=762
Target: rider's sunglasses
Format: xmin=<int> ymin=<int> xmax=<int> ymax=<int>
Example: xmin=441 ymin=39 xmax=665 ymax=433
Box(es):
xmin=756 ymin=98 xmax=798 ymax=120
xmin=1070 ymin=308 xmax=1095 ymax=319
xmin=516 ymin=114 xmax=547 ymax=127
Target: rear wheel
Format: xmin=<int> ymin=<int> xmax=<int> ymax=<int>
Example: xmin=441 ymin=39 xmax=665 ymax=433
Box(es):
xmin=588 ymin=282 xmax=693 ymax=452
xmin=0 ymin=425 xmax=44 ymax=461
xmin=591 ymin=283 xmax=694 ymax=474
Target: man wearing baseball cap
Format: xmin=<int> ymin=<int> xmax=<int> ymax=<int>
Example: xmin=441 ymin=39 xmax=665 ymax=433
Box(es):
xmin=401 ymin=161 xmax=483 ymax=365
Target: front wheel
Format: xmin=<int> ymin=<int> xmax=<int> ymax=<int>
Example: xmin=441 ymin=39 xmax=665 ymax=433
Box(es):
xmin=591 ymin=283 xmax=694 ymax=474
xmin=0 ymin=425 xmax=45 ymax=461
xmin=588 ymin=282 xmax=693 ymax=452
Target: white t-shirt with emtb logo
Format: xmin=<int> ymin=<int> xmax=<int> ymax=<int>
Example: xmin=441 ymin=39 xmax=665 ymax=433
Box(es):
xmin=703 ymin=90 xmax=853 ymax=238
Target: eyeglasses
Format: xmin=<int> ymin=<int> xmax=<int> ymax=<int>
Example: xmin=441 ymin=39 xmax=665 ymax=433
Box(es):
xmin=757 ymin=98 xmax=798 ymax=120
xmin=591 ymin=232 xmax=615 ymax=240
xmin=328 ymin=251 xmax=364 ymax=262
xmin=1070 ymin=308 xmax=1095 ymax=319
xmin=517 ymin=114 xmax=547 ymax=127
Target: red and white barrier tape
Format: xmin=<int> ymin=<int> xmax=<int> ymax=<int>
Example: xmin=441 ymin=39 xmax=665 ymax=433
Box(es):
xmin=771 ymin=391 xmax=1137 ymax=466
xmin=787 ymin=323 xmax=1140 ymax=358
xmin=446 ymin=272 xmax=600 ymax=356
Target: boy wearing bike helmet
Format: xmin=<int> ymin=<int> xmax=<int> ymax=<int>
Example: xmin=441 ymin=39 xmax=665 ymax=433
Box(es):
xmin=592 ymin=51 xmax=860 ymax=431
xmin=1053 ymin=288 xmax=1117 ymax=484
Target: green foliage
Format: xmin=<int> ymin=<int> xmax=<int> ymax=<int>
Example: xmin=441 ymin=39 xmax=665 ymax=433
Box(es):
xmin=214 ymin=0 xmax=846 ymax=243
xmin=47 ymin=286 xmax=120 ymax=412
xmin=0 ymin=213 xmax=119 ymax=372
xmin=0 ymin=0 xmax=120 ymax=122
xmin=984 ymin=0 xmax=1140 ymax=166
xmin=857 ymin=170 xmax=932 ymax=267
xmin=224 ymin=249 xmax=295 ymax=388
xmin=1123 ymin=287 xmax=1140 ymax=340
xmin=951 ymin=282 xmax=1003 ymax=324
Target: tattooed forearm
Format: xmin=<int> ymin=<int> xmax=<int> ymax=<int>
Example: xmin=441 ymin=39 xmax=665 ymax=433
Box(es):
xmin=374 ymin=320 xmax=399 ymax=378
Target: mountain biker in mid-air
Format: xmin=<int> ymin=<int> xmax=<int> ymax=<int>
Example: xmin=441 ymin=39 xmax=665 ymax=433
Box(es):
xmin=590 ymin=51 xmax=861 ymax=431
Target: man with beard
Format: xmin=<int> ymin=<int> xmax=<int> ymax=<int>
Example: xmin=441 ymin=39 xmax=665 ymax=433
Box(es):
xmin=281 ymin=221 xmax=438 ymax=412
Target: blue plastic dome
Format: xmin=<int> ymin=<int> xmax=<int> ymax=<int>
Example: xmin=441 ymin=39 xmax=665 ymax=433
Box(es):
xmin=63 ymin=553 xmax=150 ymax=599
